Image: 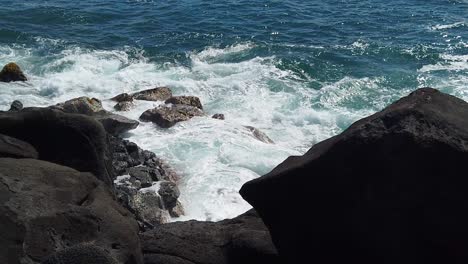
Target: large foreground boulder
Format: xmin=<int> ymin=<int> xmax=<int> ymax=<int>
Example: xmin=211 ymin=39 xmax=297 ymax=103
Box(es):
xmin=140 ymin=105 xmax=204 ymax=128
xmin=0 ymin=108 xmax=114 ymax=186
xmin=0 ymin=62 xmax=27 ymax=82
xmin=0 ymin=158 xmax=142 ymax=264
xmin=140 ymin=209 xmax=281 ymax=264
xmin=240 ymin=88 xmax=468 ymax=263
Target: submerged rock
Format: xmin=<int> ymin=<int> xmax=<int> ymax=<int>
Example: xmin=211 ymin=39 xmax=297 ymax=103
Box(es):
xmin=140 ymin=209 xmax=281 ymax=264
xmin=0 ymin=158 xmax=142 ymax=264
xmin=0 ymin=62 xmax=27 ymax=82
xmin=9 ymin=100 xmax=23 ymax=111
xmin=140 ymin=105 xmax=204 ymax=128
xmin=244 ymin=126 xmax=274 ymax=144
xmin=165 ymin=96 xmax=203 ymax=110
xmin=212 ymin=113 xmax=225 ymax=120
xmin=241 ymin=88 xmax=468 ymax=264
xmin=133 ymin=87 xmax=172 ymax=101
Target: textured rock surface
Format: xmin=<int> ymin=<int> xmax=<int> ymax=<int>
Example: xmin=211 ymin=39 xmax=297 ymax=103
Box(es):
xmin=8 ymin=100 xmax=23 ymax=112
xmin=94 ymin=111 xmax=139 ymax=136
xmin=0 ymin=133 xmax=38 ymax=159
xmin=0 ymin=62 xmax=27 ymax=82
xmin=212 ymin=113 xmax=225 ymax=120
xmin=165 ymin=96 xmax=203 ymax=110
xmin=140 ymin=209 xmax=281 ymax=264
xmin=140 ymin=105 xmax=204 ymax=128
xmin=41 ymin=244 xmax=118 ymax=264
xmin=244 ymin=126 xmax=274 ymax=144
xmin=114 ymin=101 xmax=135 ymax=111
xmin=241 ymin=88 xmax=468 ymax=264
xmin=133 ymin=87 xmax=172 ymax=101
xmin=0 ymin=158 xmax=142 ymax=264
xmin=0 ymin=108 xmax=114 ymax=186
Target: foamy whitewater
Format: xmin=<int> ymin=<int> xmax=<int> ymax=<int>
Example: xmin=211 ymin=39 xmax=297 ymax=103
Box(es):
xmin=0 ymin=0 xmax=467 ymax=221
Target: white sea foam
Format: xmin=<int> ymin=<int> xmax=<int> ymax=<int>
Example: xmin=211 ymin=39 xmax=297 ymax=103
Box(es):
xmin=419 ymin=54 xmax=468 ymax=72
xmin=0 ymin=40 xmax=422 ymax=221
xmin=430 ymin=22 xmax=466 ymax=31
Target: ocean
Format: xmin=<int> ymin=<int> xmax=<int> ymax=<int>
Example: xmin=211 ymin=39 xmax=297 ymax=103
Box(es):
xmin=0 ymin=0 xmax=466 ymax=221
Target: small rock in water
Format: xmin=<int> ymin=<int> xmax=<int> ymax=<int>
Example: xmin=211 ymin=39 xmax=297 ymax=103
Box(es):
xmin=158 ymin=181 xmax=181 ymax=210
xmin=244 ymin=126 xmax=274 ymax=144
xmin=212 ymin=113 xmax=225 ymax=120
xmin=0 ymin=62 xmax=27 ymax=82
xmin=133 ymin=87 xmax=172 ymax=101
xmin=114 ymin=101 xmax=134 ymax=111
xmin=111 ymin=92 xmax=133 ymax=102
xmin=140 ymin=105 xmax=204 ymax=128
xmin=165 ymin=96 xmax=203 ymax=110
xmin=8 ymin=100 xmax=23 ymax=111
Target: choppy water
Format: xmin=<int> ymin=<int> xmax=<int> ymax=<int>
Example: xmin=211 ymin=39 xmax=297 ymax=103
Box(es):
xmin=0 ymin=0 xmax=467 ymax=221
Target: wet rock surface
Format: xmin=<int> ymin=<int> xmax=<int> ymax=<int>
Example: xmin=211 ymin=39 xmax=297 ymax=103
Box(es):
xmin=0 ymin=62 xmax=27 ymax=82
xmin=8 ymin=100 xmax=23 ymax=111
xmin=140 ymin=104 xmax=204 ymax=128
xmin=165 ymin=96 xmax=203 ymax=110
xmin=133 ymin=87 xmax=172 ymax=101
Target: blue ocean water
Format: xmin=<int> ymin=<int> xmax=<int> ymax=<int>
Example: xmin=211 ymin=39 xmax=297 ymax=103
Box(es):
xmin=0 ymin=0 xmax=467 ymax=221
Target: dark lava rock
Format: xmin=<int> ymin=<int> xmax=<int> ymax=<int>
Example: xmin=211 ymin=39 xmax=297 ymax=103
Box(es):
xmin=51 ymin=97 xmax=139 ymax=135
xmin=140 ymin=209 xmax=281 ymax=264
xmin=244 ymin=126 xmax=274 ymax=144
xmin=41 ymin=244 xmax=118 ymax=264
xmin=0 ymin=62 xmax=27 ymax=82
xmin=212 ymin=113 xmax=225 ymax=120
xmin=114 ymin=101 xmax=134 ymax=111
xmin=8 ymin=100 xmax=23 ymax=112
xmin=165 ymin=96 xmax=203 ymax=110
xmin=111 ymin=92 xmax=133 ymax=102
xmin=128 ymin=166 xmax=156 ymax=188
xmin=0 ymin=133 xmax=38 ymax=159
xmin=0 ymin=158 xmax=142 ymax=264
xmin=0 ymin=108 xmax=114 ymax=186
xmin=133 ymin=87 xmax=172 ymax=101
xmin=94 ymin=111 xmax=139 ymax=136
xmin=241 ymin=88 xmax=468 ymax=264
xmin=140 ymin=105 xmax=204 ymax=128
xmin=158 ymin=181 xmax=180 ymax=210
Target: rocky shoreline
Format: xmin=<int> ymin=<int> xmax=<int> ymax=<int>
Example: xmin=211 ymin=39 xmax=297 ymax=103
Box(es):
xmin=2 ymin=63 xmax=468 ymax=263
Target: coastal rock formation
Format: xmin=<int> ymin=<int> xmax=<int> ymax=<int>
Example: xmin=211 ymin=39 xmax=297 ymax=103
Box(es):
xmin=165 ymin=96 xmax=203 ymax=110
xmin=0 ymin=108 xmax=114 ymax=186
xmin=8 ymin=100 xmax=23 ymax=111
xmin=140 ymin=105 xmax=204 ymax=128
xmin=133 ymin=87 xmax=172 ymax=101
xmin=0 ymin=62 xmax=27 ymax=82
xmin=41 ymin=244 xmax=118 ymax=264
xmin=241 ymin=88 xmax=468 ymax=263
xmin=140 ymin=209 xmax=281 ymax=264
xmin=114 ymin=101 xmax=134 ymax=111
xmin=0 ymin=158 xmax=142 ymax=264
xmin=0 ymin=134 xmax=38 ymax=159
xmin=212 ymin=113 xmax=225 ymax=120
xmin=111 ymin=93 xmax=133 ymax=102
xmin=51 ymin=96 xmax=139 ymax=135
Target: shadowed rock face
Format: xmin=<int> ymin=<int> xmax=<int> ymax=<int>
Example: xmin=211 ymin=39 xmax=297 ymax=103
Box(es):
xmin=0 ymin=62 xmax=27 ymax=82
xmin=0 ymin=108 xmax=114 ymax=186
xmin=41 ymin=244 xmax=118 ymax=264
xmin=0 ymin=158 xmax=142 ymax=264
xmin=0 ymin=134 xmax=38 ymax=159
xmin=241 ymin=88 xmax=468 ymax=264
xmin=140 ymin=209 xmax=281 ymax=264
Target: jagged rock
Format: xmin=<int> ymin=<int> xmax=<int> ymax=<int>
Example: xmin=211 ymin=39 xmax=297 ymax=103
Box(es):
xmin=241 ymin=88 xmax=468 ymax=264
xmin=140 ymin=209 xmax=281 ymax=264
xmin=0 ymin=108 xmax=114 ymax=186
xmin=51 ymin=97 xmax=139 ymax=135
xmin=9 ymin=100 xmax=23 ymax=111
xmin=41 ymin=244 xmax=118 ymax=264
xmin=94 ymin=111 xmax=139 ymax=136
xmin=169 ymin=201 xmax=185 ymax=218
xmin=128 ymin=166 xmax=157 ymax=188
xmin=0 ymin=62 xmax=27 ymax=82
xmin=114 ymin=101 xmax=134 ymax=111
xmin=0 ymin=158 xmax=142 ymax=264
xmin=133 ymin=190 xmax=170 ymax=226
xmin=140 ymin=105 xmax=204 ymax=128
xmin=165 ymin=96 xmax=203 ymax=110
xmin=158 ymin=181 xmax=181 ymax=210
xmin=0 ymin=133 xmax=38 ymax=159
xmin=111 ymin=93 xmax=133 ymax=102
xmin=244 ymin=126 xmax=274 ymax=144
xmin=51 ymin=97 xmax=104 ymax=115
xmin=212 ymin=113 xmax=225 ymax=120
xmin=133 ymin=87 xmax=172 ymax=101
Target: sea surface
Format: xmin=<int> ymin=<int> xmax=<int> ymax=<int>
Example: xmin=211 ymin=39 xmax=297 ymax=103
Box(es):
xmin=0 ymin=0 xmax=467 ymax=221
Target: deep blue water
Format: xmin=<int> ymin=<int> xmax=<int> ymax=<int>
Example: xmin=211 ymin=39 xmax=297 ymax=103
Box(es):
xmin=0 ymin=0 xmax=467 ymax=220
